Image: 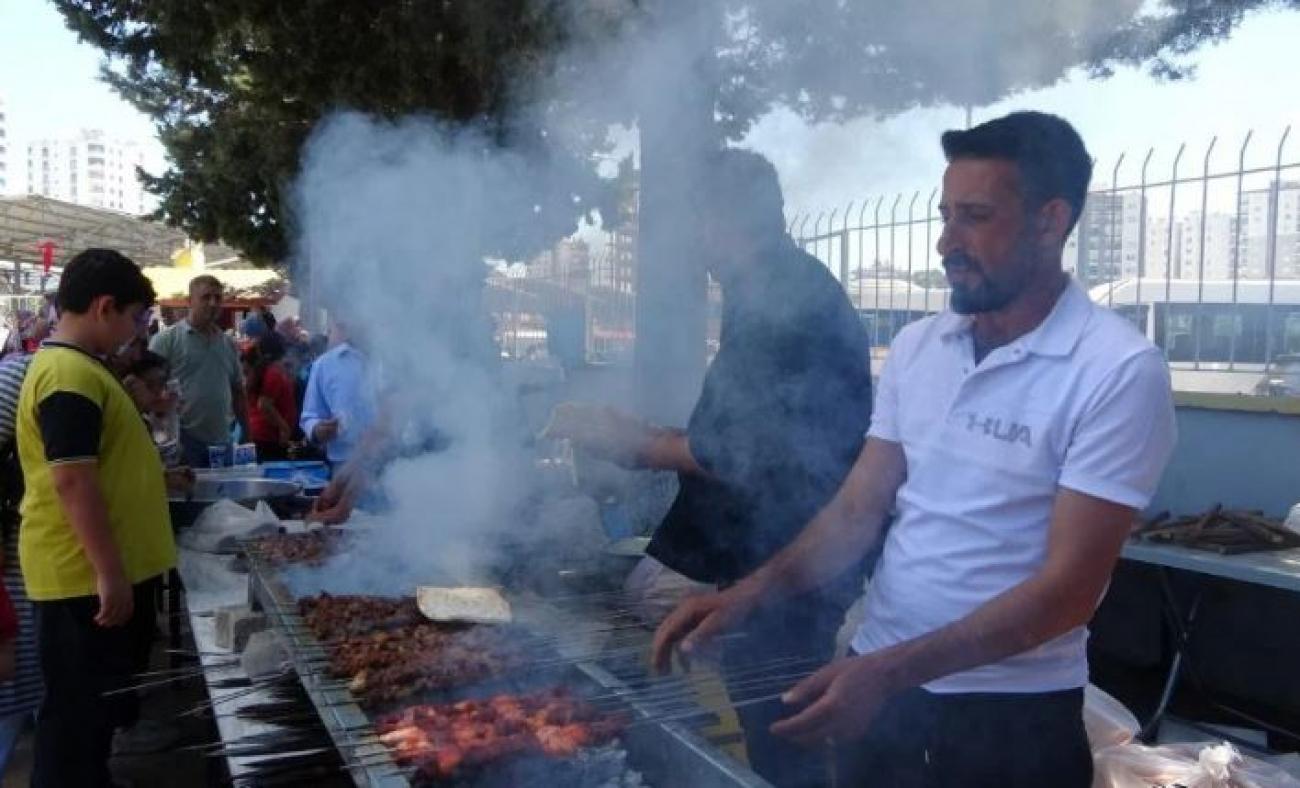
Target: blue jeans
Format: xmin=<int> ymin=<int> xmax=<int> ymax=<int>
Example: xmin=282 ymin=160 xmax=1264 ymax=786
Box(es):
xmin=0 ymin=709 xmax=33 ymax=775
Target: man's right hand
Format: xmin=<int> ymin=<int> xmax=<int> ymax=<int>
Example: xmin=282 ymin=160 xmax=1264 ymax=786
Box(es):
xmin=307 ymin=478 xmax=353 ymax=525
xmin=541 ymin=403 xmax=654 ymax=467
xmin=651 ymin=583 xmax=761 ymax=674
xmin=95 ymin=569 xmax=134 ymax=627
xmin=313 ymin=419 xmax=340 ymax=444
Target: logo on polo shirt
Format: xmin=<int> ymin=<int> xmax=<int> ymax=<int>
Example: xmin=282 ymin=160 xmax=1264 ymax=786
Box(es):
xmin=963 ymin=412 xmax=1034 ymax=448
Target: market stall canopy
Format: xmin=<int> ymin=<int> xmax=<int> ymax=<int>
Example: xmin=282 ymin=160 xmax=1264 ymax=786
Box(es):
xmin=0 ymin=195 xmax=241 ymax=270
xmin=143 ymin=267 xmax=285 ymax=307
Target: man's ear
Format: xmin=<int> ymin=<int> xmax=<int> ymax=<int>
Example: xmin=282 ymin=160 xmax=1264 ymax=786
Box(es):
xmin=1038 ymin=198 xmax=1075 ymax=246
xmin=89 ymin=294 xmax=116 ymax=321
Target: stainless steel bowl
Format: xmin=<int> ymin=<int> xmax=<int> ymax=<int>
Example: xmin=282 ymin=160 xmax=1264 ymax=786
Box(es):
xmin=169 ymin=478 xmax=302 ymax=529
xmin=172 ymin=478 xmax=301 ymax=504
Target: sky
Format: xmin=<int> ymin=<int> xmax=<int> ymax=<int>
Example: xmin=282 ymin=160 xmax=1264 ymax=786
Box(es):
xmin=1 ymin=0 xmax=1298 ymax=222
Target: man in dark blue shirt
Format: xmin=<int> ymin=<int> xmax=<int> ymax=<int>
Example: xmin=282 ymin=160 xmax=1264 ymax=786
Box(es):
xmin=547 ymin=149 xmax=872 ymax=787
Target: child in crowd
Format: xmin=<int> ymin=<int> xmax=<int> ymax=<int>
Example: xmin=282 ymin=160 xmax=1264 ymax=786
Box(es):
xmin=16 ymin=248 xmax=177 ymax=787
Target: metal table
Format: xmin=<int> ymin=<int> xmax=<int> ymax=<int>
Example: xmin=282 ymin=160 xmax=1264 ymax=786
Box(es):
xmin=1119 ymin=541 xmax=1300 ymax=747
xmin=177 ymin=548 xmax=317 ymax=783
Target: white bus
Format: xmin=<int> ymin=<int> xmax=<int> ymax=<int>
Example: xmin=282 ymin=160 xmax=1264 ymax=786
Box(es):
xmin=1088 ymin=278 xmax=1300 ymax=395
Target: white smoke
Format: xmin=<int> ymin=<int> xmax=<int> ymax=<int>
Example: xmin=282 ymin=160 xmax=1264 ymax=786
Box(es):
xmin=291 ymin=114 xmax=574 ymax=593
xmin=283 ymin=0 xmax=1185 ymax=595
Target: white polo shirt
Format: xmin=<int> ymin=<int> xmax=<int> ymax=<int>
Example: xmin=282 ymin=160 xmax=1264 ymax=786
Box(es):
xmin=851 ymin=280 xmax=1176 ymax=693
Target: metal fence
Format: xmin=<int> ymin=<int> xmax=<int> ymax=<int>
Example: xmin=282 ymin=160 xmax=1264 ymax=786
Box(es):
xmin=790 ymin=126 xmax=1300 ymax=395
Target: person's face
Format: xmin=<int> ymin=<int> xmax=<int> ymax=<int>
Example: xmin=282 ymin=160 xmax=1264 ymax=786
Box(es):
xmin=189 ymin=283 xmax=223 ymax=327
xmin=699 ymin=212 xmax=754 ymax=282
xmin=132 ymin=369 xmax=170 ymax=413
xmin=937 ymin=159 xmax=1047 ymax=315
xmin=93 ymin=298 xmax=148 ymax=354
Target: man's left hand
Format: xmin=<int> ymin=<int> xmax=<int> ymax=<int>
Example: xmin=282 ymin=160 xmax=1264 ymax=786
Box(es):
xmin=164 ymin=466 xmax=196 ymax=495
xmin=770 ymin=652 xmax=901 ymax=746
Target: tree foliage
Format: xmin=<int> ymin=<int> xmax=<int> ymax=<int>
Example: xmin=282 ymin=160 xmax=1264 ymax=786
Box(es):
xmin=54 ymin=0 xmax=1297 ymax=265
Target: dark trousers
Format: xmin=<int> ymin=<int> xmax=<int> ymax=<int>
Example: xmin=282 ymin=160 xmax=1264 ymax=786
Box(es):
xmin=723 ymin=597 xmax=844 ymax=788
xmin=834 ymin=686 xmax=1092 ymax=788
xmin=31 ymin=577 xmax=160 ymax=788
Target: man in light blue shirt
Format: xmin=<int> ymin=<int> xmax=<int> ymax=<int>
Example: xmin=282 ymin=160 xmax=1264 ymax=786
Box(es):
xmin=299 ymin=324 xmax=376 ymax=466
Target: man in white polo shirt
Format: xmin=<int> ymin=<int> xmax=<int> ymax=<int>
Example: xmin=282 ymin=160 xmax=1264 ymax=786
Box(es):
xmin=652 ymin=111 xmax=1176 ymax=787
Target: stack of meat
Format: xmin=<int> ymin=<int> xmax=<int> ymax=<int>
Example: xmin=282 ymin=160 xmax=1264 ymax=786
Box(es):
xmin=296 ymin=593 xmax=535 ymax=707
xmin=249 ymin=529 xmax=348 ymax=567
xmin=298 ymin=593 xmax=423 ymax=641
xmin=376 ymin=688 xmax=626 ymax=780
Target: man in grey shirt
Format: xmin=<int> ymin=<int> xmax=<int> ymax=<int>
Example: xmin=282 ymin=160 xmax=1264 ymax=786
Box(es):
xmin=150 ymin=275 xmax=248 ymax=467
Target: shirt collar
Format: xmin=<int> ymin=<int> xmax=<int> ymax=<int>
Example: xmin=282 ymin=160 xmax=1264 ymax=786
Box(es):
xmin=1021 ymin=279 xmax=1092 ymax=358
xmin=936 ymin=277 xmax=1092 ymax=358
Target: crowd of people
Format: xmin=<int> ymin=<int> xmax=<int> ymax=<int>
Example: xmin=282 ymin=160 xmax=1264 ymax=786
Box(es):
xmin=0 ymin=109 xmax=1183 ymax=788
xmin=0 ymin=259 xmax=364 ymax=786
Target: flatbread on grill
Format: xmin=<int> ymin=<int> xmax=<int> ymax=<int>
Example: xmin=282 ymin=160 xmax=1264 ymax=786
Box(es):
xmin=416 ymin=586 xmax=513 ymax=625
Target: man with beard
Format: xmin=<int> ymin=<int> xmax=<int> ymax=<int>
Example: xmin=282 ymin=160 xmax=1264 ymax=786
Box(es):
xmin=651 ymin=112 xmax=1177 ymax=787
xmin=545 ymin=149 xmax=872 ymax=787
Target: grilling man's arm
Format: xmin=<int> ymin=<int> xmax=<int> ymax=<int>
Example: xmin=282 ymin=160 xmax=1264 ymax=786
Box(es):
xmin=652 ymin=438 xmax=903 ymax=669
xmin=740 ymin=437 xmax=903 ymax=600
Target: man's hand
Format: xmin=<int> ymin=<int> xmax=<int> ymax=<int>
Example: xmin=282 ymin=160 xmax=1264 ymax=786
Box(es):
xmin=164 ymin=466 xmax=196 ymax=495
xmin=542 ymin=403 xmax=654 ymax=467
xmin=312 ymin=419 xmax=340 ymax=444
xmin=95 ymin=569 xmax=134 ymax=627
xmin=650 ymin=584 xmax=761 ymax=673
xmin=769 ymin=652 xmax=900 ymax=746
xmin=307 ymin=478 xmax=353 ymax=525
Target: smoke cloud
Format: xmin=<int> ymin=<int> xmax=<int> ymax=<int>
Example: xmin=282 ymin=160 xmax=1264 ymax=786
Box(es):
xmin=284 ymin=0 xmax=1178 ymax=595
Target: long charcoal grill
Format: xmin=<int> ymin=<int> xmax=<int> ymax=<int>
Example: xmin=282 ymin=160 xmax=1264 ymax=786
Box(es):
xmin=243 ymin=548 xmax=773 ymax=788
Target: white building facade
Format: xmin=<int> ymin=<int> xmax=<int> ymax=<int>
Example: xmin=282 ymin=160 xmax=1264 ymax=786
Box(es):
xmin=1237 ymin=182 xmax=1300 ymax=280
xmin=0 ymin=93 xmax=10 ymax=194
xmin=26 ymin=129 xmax=146 ymax=214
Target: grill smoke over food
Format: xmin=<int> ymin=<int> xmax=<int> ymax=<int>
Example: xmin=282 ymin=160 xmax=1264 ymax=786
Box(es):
xmin=288 ymin=0 xmax=1180 ymax=594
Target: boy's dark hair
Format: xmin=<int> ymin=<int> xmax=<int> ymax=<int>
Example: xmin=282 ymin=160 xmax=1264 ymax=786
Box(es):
xmin=56 ymin=248 xmax=156 ymax=315
xmin=941 ymin=111 xmax=1093 ymax=233
xmin=127 ymin=350 xmax=169 ymax=380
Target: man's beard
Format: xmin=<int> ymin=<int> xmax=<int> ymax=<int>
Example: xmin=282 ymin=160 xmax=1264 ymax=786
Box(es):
xmin=943 ymin=248 xmax=1034 ymax=315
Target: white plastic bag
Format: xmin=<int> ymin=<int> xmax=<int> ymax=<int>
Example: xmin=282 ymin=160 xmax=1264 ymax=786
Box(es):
xmin=1284 ymin=502 xmax=1300 ymax=536
xmin=178 ymin=499 xmax=280 ymax=554
xmin=1084 ymin=684 xmax=1141 ymax=752
xmin=1094 ymin=741 xmax=1300 ymax=788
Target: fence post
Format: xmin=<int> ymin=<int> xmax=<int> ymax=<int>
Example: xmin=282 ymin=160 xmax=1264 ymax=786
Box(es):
xmin=1137 ymin=147 xmax=1154 ymax=311
xmin=1193 ymin=136 xmax=1218 ymax=367
xmin=1264 ymin=126 xmax=1292 ymax=366
xmin=857 ymin=200 xmax=870 ymax=313
xmin=1164 ymin=143 xmax=1187 ymax=314
xmin=1229 ymin=131 xmax=1253 ymax=370
xmin=905 ymin=191 xmax=920 ymax=316
xmin=840 ymin=202 xmax=854 ymax=286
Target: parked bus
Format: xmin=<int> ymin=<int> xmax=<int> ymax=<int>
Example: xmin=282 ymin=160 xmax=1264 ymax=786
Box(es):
xmin=1088 ymin=278 xmax=1300 ymax=394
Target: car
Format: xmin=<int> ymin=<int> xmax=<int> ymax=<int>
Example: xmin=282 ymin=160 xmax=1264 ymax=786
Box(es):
xmin=1254 ymin=353 xmax=1300 ymax=397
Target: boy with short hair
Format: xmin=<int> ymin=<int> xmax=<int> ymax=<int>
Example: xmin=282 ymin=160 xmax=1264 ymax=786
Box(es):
xmin=17 ymin=248 xmax=176 ymax=787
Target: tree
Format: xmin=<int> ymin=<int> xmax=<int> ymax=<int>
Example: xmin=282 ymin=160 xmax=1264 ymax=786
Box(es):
xmin=54 ymin=0 xmax=629 ymax=263
xmin=54 ymin=0 xmax=1296 ymax=267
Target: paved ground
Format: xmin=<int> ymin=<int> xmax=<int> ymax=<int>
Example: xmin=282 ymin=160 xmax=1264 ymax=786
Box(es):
xmin=2 ymin=612 xmax=220 ymax=788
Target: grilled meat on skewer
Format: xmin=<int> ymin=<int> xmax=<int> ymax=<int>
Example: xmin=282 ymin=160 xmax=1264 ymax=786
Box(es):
xmin=374 ymin=688 xmax=625 ymax=780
